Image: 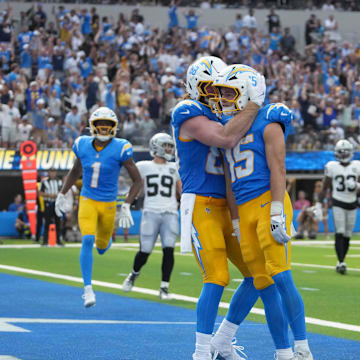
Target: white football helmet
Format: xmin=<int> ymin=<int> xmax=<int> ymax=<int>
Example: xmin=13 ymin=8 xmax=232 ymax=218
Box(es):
xmin=89 ymin=106 xmax=118 ymax=142
xmin=335 ymin=139 xmax=353 ymax=163
xmin=149 ymin=133 xmax=175 ymax=161
xmin=186 ymin=56 xmax=227 ymax=107
xmin=212 ymin=64 xmax=260 ymax=113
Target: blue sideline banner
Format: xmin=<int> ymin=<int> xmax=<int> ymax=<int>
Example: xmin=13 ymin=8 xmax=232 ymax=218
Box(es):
xmin=286 ymin=151 xmax=360 ymax=171
xmin=1 ymin=209 xmax=359 ymax=238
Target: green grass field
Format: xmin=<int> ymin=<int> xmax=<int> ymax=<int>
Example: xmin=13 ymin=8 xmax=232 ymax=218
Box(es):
xmin=0 ymin=235 xmax=359 ymax=342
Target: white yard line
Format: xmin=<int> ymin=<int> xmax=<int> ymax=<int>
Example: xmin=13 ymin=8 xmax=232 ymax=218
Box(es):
xmin=292 ymin=262 xmax=360 ymax=272
xmin=0 ymin=264 xmax=359 ymax=333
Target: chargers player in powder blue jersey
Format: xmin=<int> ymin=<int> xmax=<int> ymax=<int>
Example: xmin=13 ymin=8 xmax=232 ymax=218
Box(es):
xmin=212 ymin=65 xmax=314 ymax=360
xmin=56 ymin=107 xmax=142 ymax=308
xmin=172 ymin=56 xmax=265 ymax=360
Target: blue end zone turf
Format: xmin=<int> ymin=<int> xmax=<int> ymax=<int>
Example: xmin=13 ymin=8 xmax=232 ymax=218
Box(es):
xmin=0 ymin=273 xmax=359 ymax=360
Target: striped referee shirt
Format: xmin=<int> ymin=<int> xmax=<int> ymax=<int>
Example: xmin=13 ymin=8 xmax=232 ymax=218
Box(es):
xmin=40 ymin=178 xmax=62 ymax=204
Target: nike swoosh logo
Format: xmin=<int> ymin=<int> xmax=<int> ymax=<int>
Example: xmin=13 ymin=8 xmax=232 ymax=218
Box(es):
xmin=261 ymin=201 xmax=270 ymax=208
xmin=180 ymin=110 xmax=190 ymax=115
xmin=280 ymin=112 xmax=288 ymax=116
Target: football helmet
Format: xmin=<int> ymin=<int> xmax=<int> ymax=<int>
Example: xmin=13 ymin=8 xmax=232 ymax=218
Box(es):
xmin=186 ymin=56 xmax=227 ymax=107
xmin=212 ymin=64 xmax=260 ymax=113
xmin=149 ymin=133 xmax=175 ymax=161
xmin=89 ymin=106 xmax=118 ymax=142
xmin=334 ymin=139 xmax=353 ymax=163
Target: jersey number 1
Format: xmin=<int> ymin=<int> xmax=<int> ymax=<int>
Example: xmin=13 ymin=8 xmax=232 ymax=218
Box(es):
xmin=90 ymin=162 xmax=101 ymax=188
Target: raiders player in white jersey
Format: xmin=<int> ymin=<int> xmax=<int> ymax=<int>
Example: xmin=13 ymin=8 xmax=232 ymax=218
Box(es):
xmin=122 ymin=133 xmax=181 ymax=299
xmin=319 ymin=139 xmax=360 ymax=275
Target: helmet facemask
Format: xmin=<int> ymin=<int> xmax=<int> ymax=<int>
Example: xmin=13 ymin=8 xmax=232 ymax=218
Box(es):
xmin=335 ymin=148 xmax=353 ymax=163
xmin=91 ymin=119 xmax=117 ymax=142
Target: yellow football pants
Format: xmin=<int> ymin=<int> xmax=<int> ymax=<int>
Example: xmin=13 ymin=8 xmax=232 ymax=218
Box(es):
xmin=192 ymin=195 xmax=251 ymax=287
xmin=78 ymin=196 xmax=116 ymax=250
xmin=238 ymin=190 xmax=293 ymax=290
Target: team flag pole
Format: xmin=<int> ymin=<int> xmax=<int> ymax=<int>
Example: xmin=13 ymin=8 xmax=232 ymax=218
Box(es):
xmin=19 ymin=141 xmax=38 ymax=237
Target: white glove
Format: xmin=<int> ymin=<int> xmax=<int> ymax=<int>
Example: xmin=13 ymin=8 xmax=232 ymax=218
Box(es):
xmin=313 ymin=202 xmax=323 ymax=221
xmin=55 ymin=193 xmax=68 ymax=217
xmin=270 ymin=201 xmax=291 ymax=244
xmin=247 ymin=74 xmax=266 ymax=107
xmin=118 ymin=203 xmax=134 ymax=229
xmin=232 ymin=219 xmax=241 ymax=243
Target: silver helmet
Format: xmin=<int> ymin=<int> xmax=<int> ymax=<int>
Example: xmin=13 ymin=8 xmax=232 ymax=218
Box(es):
xmin=334 ymin=139 xmax=353 ymax=163
xmin=149 ymin=133 xmax=175 ymax=161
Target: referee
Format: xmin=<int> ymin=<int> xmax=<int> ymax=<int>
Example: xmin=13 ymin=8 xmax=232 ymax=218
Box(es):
xmin=39 ymin=168 xmax=62 ymax=246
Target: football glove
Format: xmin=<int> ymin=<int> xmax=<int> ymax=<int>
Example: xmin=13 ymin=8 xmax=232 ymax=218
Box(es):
xmin=118 ymin=203 xmax=134 ymax=229
xmin=55 ymin=193 xmax=69 ymax=218
xmin=247 ymin=74 xmax=266 ymax=107
xmin=267 ymin=103 xmax=294 ymax=125
xmin=313 ymin=202 xmax=323 ymax=221
xmin=270 ymin=201 xmax=291 ymax=244
xmin=232 ymin=219 xmax=241 ymax=243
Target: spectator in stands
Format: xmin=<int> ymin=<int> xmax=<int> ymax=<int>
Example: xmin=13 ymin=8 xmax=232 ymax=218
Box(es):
xmin=17 ymin=115 xmax=33 ymax=145
xmin=64 ymin=105 xmax=81 ymax=144
xmin=15 ymin=205 xmax=31 ymax=239
xmin=183 ymin=9 xmax=200 ymax=30
xmin=8 ymin=194 xmax=24 ymax=212
xmin=234 ymin=13 xmax=243 ymax=33
xmin=31 ymin=98 xmax=48 ymax=146
xmin=281 ymin=27 xmax=296 ymax=55
xmin=243 ymin=8 xmax=257 ymax=33
xmin=0 ymin=101 xmax=16 ymax=148
xmin=305 ymin=14 xmax=318 ymax=45
xmin=267 ymin=7 xmax=281 ymax=34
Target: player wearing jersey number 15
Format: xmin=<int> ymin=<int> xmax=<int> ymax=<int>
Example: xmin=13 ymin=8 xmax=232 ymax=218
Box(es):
xmin=55 ymin=107 xmax=142 ymax=308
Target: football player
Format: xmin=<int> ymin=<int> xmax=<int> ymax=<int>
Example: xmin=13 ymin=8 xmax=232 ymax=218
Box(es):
xmin=55 ymin=107 xmax=142 ymax=308
xmin=122 ymin=132 xmax=181 ymax=300
xmin=211 ymin=65 xmax=313 ymax=360
xmin=172 ymin=56 xmax=265 ymax=360
xmin=320 ymin=139 xmax=360 ymax=274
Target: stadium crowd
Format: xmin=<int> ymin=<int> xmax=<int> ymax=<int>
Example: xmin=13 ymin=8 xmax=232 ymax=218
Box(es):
xmin=0 ymin=2 xmax=360 ymax=150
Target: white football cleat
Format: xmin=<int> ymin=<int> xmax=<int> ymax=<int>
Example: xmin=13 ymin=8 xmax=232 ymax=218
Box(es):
xmin=82 ymin=286 xmax=96 ymax=308
xmin=122 ymin=271 xmax=139 ymax=292
xmin=192 ymin=353 xmax=212 ymax=360
xmin=294 ymin=345 xmax=314 ymax=360
xmin=159 ymin=287 xmax=172 ymax=300
xmin=210 ymin=336 xmax=247 ymax=360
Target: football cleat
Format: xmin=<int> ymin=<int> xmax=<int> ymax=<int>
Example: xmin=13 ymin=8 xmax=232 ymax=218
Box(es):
xmin=192 ymin=353 xmax=212 ymax=360
xmin=211 ymin=337 xmax=247 ymax=360
xmin=338 ymin=262 xmax=347 ymax=275
xmin=159 ymin=287 xmax=172 ymax=300
xmin=294 ymin=345 xmax=314 ymax=360
xmin=82 ymin=287 xmax=96 ymax=308
xmin=122 ymin=271 xmax=139 ymax=292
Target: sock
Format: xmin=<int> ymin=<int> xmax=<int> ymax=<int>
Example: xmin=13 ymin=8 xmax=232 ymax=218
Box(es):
xmin=276 ymin=348 xmax=294 ymax=359
xmin=96 ymin=238 xmax=112 ymax=255
xmin=259 ymin=284 xmax=290 ymax=349
xmin=295 ymin=339 xmax=310 ymax=351
xmin=214 ymin=318 xmax=239 ymax=342
xmin=84 ymin=284 xmax=92 ymax=292
xmin=133 ymin=251 xmax=150 ymax=273
xmin=197 ymin=283 xmax=224 ymax=334
xmin=161 ymin=281 xmax=169 ymax=289
xmin=161 ymin=247 xmax=175 ymax=282
xmin=343 ymin=236 xmax=350 ymax=259
xmin=80 ymin=235 xmax=95 ymax=286
xmin=226 ymin=277 xmax=259 ymax=325
xmin=195 ymin=332 xmax=212 ymax=357
xmin=273 ymin=270 xmax=306 ymax=341
xmin=335 ymin=233 xmax=344 ymax=262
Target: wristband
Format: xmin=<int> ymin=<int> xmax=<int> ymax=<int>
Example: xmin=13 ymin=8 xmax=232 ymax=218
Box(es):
xmin=270 ymin=201 xmax=283 ymax=216
xmin=232 ymin=219 xmax=240 ymax=230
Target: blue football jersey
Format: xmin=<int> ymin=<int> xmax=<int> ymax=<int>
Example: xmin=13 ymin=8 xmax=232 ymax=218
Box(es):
xmin=73 ymin=136 xmax=133 ymax=202
xmin=222 ymin=103 xmax=293 ymax=205
xmin=171 ymin=99 xmax=226 ymax=198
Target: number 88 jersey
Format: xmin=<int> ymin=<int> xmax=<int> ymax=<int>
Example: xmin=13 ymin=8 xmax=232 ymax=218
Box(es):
xmin=136 ymin=160 xmax=180 ymax=214
xmin=324 ymin=160 xmax=360 ymax=204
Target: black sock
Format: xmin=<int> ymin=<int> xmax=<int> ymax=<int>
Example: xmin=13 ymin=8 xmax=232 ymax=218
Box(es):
xmin=133 ymin=251 xmax=150 ymax=273
xmin=161 ymin=247 xmax=175 ymax=283
xmin=343 ymin=237 xmax=350 ymax=260
xmin=335 ymin=233 xmax=344 ymax=262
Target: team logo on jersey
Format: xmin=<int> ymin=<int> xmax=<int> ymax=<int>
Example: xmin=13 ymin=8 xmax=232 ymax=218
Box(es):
xmin=169 ymin=168 xmax=175 ymax=174
xmin=205 ymin=207 xmax=211 ymax=214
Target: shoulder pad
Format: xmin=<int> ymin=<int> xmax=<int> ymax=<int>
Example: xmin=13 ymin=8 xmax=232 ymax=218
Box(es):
xmin=265 ymin=103 xmax=293 ymax=129
xmin=171 ymin=99 xmax=205 ymax=128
